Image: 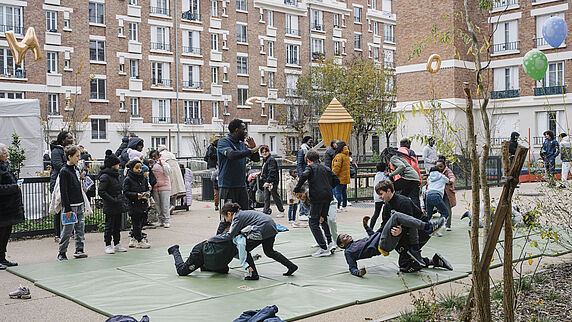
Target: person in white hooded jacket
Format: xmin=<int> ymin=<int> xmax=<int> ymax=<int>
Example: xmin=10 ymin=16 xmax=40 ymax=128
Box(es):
xmin=559 ymin=133 xmax=572 ymax=187
xmin=424 ymin=166 xmax=450 ymax=222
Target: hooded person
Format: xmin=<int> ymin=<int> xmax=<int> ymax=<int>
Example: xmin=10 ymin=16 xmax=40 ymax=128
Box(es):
xmin=120 ymin=137 xmax=144 ymax=177
xmin=323 ymin=140 xmax=338 ymax=169
xmin=559 ymin=133 xmax=571 ymax=186
xmin=158 ymin=145 xmax=186 ymax=210
xmin=49 ymin=131 xmax=74 ymax=242
xmin=509 ymin=132 xmax=520 ymax=161
xmin=99 ymin=150 xmax=127 ymax=254
xmin=115 ymin=136 xmax=130 ymax=157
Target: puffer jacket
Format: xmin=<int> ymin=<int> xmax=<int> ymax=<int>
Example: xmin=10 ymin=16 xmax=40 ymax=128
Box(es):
xmin=49 ymin=142 xmax=66 ymax=192
xmin=323 ymin=147 xmax=336 ymax=169
xmin=0 ymin=160 xmax=24 ymax=227
xmin=332 ymin=146 xmax=351 ymax=184
xmin=122 ymin=169 xmax=149 ymax=214
xmin=542 ymin=138 xmax=559 ymax=160
xmin=560 ymin=137 xmax=572 ymax=162
xmin=389 ymin=154 xmax=420 ymax=182
xmin=261 ymin=155 xmax=280 ymax=184
xmin=285 ymin=174 xmax=298 ymax=205
xmin=120 ymin=138 xmax=144 ymax=169
xmin=98 ymin=168 xmax=125 ymax=214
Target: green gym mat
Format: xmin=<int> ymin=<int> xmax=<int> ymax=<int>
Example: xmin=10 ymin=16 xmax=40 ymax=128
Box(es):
xmin=8 ymin=218 xmax=571 ymax=321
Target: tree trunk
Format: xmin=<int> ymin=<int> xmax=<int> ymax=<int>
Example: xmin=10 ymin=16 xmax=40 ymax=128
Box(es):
xmin=362 ymin=134 xmax=368 ymax=156
xmin=501 ymin=141 xmax=515 ymax=322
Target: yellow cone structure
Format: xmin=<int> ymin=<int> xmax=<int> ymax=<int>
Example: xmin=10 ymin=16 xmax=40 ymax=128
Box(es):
xmin=318 ymin=98 xmax=354 ymax=145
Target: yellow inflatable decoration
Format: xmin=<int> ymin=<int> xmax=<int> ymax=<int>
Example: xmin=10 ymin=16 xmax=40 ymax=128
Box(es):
xmin=318 ymin=98 xmax=354 ymax=145
xmin=6 ymin=27 xmax=42 ymax=66
xmin=426 ymin=54 xmax=441 ymax=73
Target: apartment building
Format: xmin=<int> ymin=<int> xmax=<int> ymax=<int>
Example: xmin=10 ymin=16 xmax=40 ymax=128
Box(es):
xmin=395 ymin=0 xmax=570 ymax=161
xmin=0 ymin=0 xmax=396 ymax=158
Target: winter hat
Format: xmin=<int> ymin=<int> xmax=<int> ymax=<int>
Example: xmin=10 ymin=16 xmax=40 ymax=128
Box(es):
xmin=302 ymin=136 xmax=312 ymax=144
xmin=128 ymin=148 xmax=143 ymax=161
xmin=104 ymin=149 xmax=121 ymax=168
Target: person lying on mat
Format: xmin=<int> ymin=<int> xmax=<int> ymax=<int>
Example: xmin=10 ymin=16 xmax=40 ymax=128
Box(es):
xmin=168 ymin=239 xmax=239 ymax=276
xmin=337 ymin=213 xmax=451 ymax=277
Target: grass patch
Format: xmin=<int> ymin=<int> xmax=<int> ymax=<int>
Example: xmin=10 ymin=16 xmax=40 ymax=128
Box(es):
xmin=398 ymin=311 xmax=425 ymax=322
xmin=438 ymin=292 xmax=465 ymax=311
xmin=544 ymin=291 xmax=562 ymax=301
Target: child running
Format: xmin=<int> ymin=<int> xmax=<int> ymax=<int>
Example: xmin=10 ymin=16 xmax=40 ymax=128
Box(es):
xmin=370 ymin=162 xmax=389 ymax=229
xmin=98 ymin=150 xmax=127 ymax=254
xmin=123 ymin=160 xmax=152 ymax=249
xmin=424 ymin=166 xmax=450 ymax=222
xmin=294 ymin=150 xmax=340 ymax=257
xmin=285 ymin=169 xmax=298 ymax=224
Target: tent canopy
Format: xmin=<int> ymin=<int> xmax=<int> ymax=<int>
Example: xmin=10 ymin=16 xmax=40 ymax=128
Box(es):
xmin=318 ymin=98 xmax=354 ymax=145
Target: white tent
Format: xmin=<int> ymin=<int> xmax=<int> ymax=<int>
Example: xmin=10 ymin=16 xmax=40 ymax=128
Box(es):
xmin=0 ymin=99 xmax=43 ymax=177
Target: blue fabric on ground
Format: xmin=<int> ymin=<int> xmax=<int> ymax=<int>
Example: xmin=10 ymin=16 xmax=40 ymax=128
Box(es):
xmin=234 ymin=305 xmax=284 ymax=322
xmin=276 ymin=223 xmax=289 ymax=232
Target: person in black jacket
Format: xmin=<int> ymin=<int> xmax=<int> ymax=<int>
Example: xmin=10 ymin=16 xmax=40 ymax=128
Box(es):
xmin=50 ymin=131 xmax=73 ymax=242
xmin=294 ymin=150 xmax=340 ymax=257
xmin=123 ymin=159 xmax=151 ymax=249
xmin=204 ymin=139 xmax=219 ymax=210
xmin=57 ymin=145 xmax=88 ymax=261
xmin=260 ymin=145 xmax=285 ymax=216
xmin=119 ymin=137 xmax=144 ymax=180
xmin=323 ymin=140 xmax=338 ymax=169
xmin=115 ymin=136 xmax=130 ymax=157
xmin=0 ymin=143 xmax=25 ymax=269
xmin=99 ymin=150 xmax=127 ymax=254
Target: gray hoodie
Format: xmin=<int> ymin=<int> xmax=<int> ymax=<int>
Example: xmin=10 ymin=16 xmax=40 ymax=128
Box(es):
xmin=209 ymin=210 xmax=278 ymax=243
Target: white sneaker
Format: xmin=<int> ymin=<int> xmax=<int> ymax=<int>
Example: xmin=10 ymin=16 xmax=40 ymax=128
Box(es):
xmin=435 ymin=231 xmax=443 ymax=237
xmin=114 ymin=244 xmax=128 ymax=252
xmin=347 ymin=202 xmax=352 ymax=206
xmin=137 ymin=239 xmax=151 ymax=249
xmin=288 ymin=221 xmax=295 ymax=225
xmin=164 ymin=222 xmax=171 ymax=228
xmin=311 ymin=243 xmax=320 ymax=248
xmin=312 ymin=248 xmax=331 ymax=257
xmin=105 ymin=245 xmax=115 ymax=254
xmin=299 ymin=215 xmax=309 ymax=221
xmin=446 ymin=227 xmax=452 ymax=231
xmin=328 ymin=242 xmax=337 ymax=252
xmin=128 ymin=238 xmax=137 ymax=248
xmin=276 ymin=212 xmax=285 ymax=218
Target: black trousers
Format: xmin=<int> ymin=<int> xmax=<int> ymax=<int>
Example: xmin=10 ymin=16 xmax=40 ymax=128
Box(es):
xmin=53 ymin=213 xmax=61 ymax=238
xmin=104 ymin=211 xmax=122 ymax=246
xmin=0 ymin=225 xmax=11 ymax=260
xmin=130 ymin=211 xmax=145 ymax=242
xmin=172 ymin=242 xmax=205 ymax=276
xmin=308 ymin=202 xmax=332 ymax=250
xmin=394 ymin=179 xmax=421 ymax=210
xmin=369 ymin=201 xmax=384 ymax=230
xmin=217 ymin=187 xmax=250 ymax=234
xmin=245 ymin=236 xmax=294 ymax=276
xmin=263 ymin=184 xmax=284 ymax=214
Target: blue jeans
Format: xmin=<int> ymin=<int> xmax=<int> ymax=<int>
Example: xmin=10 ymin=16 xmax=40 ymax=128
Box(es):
xmin=58 ymin=204 xmax=85 ymax=254
xmin=334 ymin=184 xmax=347 ymax=208
xmin=425 ymin=193 xmax=449 ymax=220
xmin=299 ymin=201 xmax=309 ymax=216
xmin=288 ymin=204 xmax=298 ymax=221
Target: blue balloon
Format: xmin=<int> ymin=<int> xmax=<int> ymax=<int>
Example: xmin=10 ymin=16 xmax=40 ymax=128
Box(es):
xmin=542 ymin=16 xmax=567 ymax=48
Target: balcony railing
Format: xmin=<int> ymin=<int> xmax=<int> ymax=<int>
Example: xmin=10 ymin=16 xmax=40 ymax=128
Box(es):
xmin=491 ymin=137 xmax=511 ymax=146
xmin=311 ymin=23 xmax=324 ymax=31
xmin=491 ymin=89 xmax=519 ymax=99
xmin=284 ymin=0 xmax=298 ymax=6
xmin=152 ymin=117 xmax=171 ymax=124
xmin=150 ymin=6 xmax=170 ymax=16
xmin=285 ymin=88 xmax=298 ymax=97
xmin=286 ymin=28 xmax=299 ymax=36
xmin=0 ymin=68 xmax=26 ymax=79
xmin=333 ymin=23 xmax=342 ymax=28
xmin=182 ymin=10 xmax=199 ymax=21
xmin=312 ymin=52 xmax=325 ymax=61
xmin=182 ymin=80 xmax=203 ymax=89
xmin=286 ymin=58 xmax=300 ymax=65
xmin=492 ymin=0 xmax=518 ymax=9
xmin=334 ymin=49 xmax=342 ymax=56
xmin=492 ymin=41 xmax=520 ymax=54
xmin=151 ymin=42 xmax=170 ymax=51
xmin=534 ymin=85 xmax=566 ymax=96
xmin=534 ymin=37 xmax=548 ymax=47
xmin=182 ymin=46 xmax=201 ymax=54
xmin=151 ymin=78 xmax=172 ymax=87
xmin=533 ymin=136 xmax=544 ymax=146
xmin=183 ymin=117 xmax=203 ymax=125
xmin=384 ymin=35 xmax=395 ymax=42
xmin=0 ymin=25 xmax=24 ymax=34
xmin=384 ymin=61 xmax=395 ymax=69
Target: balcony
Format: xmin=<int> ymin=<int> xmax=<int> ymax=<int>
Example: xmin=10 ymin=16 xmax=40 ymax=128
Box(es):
xmin=183 ymin=117 xmax=203 ymax=125
xmin=384 ymin=61 xmax=395 ymax=69
xmin=182 ymin=46 xmax=201 ymax=55
xmin=0 ymin=25 xmax=24 ymax=35
xmin=491 ymin=137 xmax=511 ymax=146
xmin=491 ymin=89 xmax=519 ymax=99
xmin=0 ymin=68 xmax=26 ymax=79
xmin=284 ymin=0 xmax=298 ymax=6
xmin=182 ymin=11 xmax=199 ymax=22
xmin=534 ymin=85 xmax=566 ymax=96
xmin=152 ymin=117 xmax=171 ymax=124
xmin=151 ymin=42 xmax=170 ymax=51
xmin=311 ymin=23 xmax=324 ymax=32
xmin=492 ymin=41 xmax=519 ymax=54
xmin=151 ymin=78 xmax=172 ymax=87
xmin=533 ymin=136 xmax=544 ymax=146
xmin=129 ymin=77 xmax=143 ymax=91
xmin=384 ymin=35 xmax=395 ymax=43
xmin=492 ymin=0 xmax=519 ymax=10
xmin=182 ymin=80 xmax=203 ymax=89
xmin=150 ymin=6 xmax=170 ymax=16
xmin=285 ymin=88 xmax=298 ymax=97
xmin=285 ymin=28 xmax=299 ymax=36
xmin=286 ymin=59 xmax=300 ymax=66
xmin=312 ymin=52 xmax=325 ymax=61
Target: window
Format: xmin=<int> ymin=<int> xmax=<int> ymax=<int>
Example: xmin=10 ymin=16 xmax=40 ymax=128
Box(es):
xmin=91 ymin=119 xmax=107 ymax=140
xmin=89 ymin=40 xmax=105 ymax=62
xmin=268 ymin=71 xmax=274 ymax=88
xmin=89 ymin=2 xmax=105 ymax=24
xmin=152 ymin=62 xmax=170 ymax=86
xmin=151 ymin=137 xmax=167 ymax=148
xmin=312 ymin=38 xmax=324 ymax=54
xmin=536 ymin=13 xmax=565 ymax=47
xmin=334 ymin=14 xmax=341 ymax=28
xmin=47 ymin=52 xmax=57 ymax=73
xmin=286 ymin=74 xmax=298 ymax=95
xmin=353 ymin=7 xmax=362 ymax=23
xmin=267 ymin=40 xmax=274 ymax=57
xmin=64 ymin=59 xmax=70 ymax=69
xmin=268 ymin=104 xmax=274 ymax=120
xmin=373 ymin=21 xmax=379 ymax=35
xmin=334 ymin=41 xmax=342 ymax=55
xmin=211 ymin=33 xmax=219 ymax=51
xmin=152 ymin=26 xmax=170 ymax=51
xmin=119 ymin=25 xmax=124 ymax=36
xmin=48 ymin=94 xmax=59 ymax=115
xmin=237 ymin=55 xmax=248 ymax=74
xmin=211 ymin=67 xmax=219 ymax=84
xmin=382 ymin=0 xmax=391 ymax=12
xmin=90 ymin=78 xmax=106 ymax=99
xmin=0 ymin=5 xmax=23 ymax=34
xmin=152 ymin=0 xmax=170 ymax=15
xmin=492 ymin=20 xmax=518 ymax=52
xmin=384 ymin=24 xmax=394 ymax=42
xmin=119 ymin=63 xmax=125 ymax=73
xmin=286 ymin=45 xmax=299 ymax=65
xmin=184 ymin=100 xmax=201 ymax=122
xmin=212 ymin=101 xmax=219 ymax=118
xmin=373 ymin=47 xmax=380 ymax=60
xmin=184 ymin=30 xmax=200 ymax=54
xmin=0 ymin=92 xmax=24 ymax=99
xmin=130 ymin=98 xmax=139 ymax=116
xmin=270 ymin=136 xmax=275 ymax=151
xmin=493 ymin=66 xmax=518 ymax=90
xmin=237 ymin=88 xmax=248 ymax=105
xmin=267 ymin=10 xmax=273 ymax=26
xmin=311 ymin=9 xmax=323 ymax=31
xmin=64 ymin=19 xmax=70 ymax=29
xmin=129 ymin=0 xmax=138 ymax=5
xmin=153 ymin=99 xmax=170 ymax=123
xmin=236 ymin=24 xmax=247 ymax=43
xmin=211 ymin=0 xmax=217 ymax=17
xmin=46 ymin=11 xmax=57 ymax=32
xmin=288 ymin=136 xmax=299 ymax=154
xmin=129 ymin=23 xmax=138 ymax=41
xmin=354 ymin=33 xmax=362 ymax=50
xmin=371 ymin=0 xmax=377 ymax=10
xmin=286 ymin=15 xmax=299 ymax=35
xmin=130 ymin=59 xmax=139 ymax=78
xmin=223 ymin=67 xmax=228 ymax=81
xmin=236 ymin=0 xmax=247 ymax=11
xmin=184 ymin=65 xmax=201 ymax=88
xmin=541 ymin=62 xmax=564 ymax=87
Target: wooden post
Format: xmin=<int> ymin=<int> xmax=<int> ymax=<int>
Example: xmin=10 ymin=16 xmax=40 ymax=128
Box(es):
xmin=501 ymin=141 xmax=515 ymax=322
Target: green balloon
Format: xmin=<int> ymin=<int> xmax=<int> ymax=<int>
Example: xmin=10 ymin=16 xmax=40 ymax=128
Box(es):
xmin=522 ymin=49 xmax=548 ymax=81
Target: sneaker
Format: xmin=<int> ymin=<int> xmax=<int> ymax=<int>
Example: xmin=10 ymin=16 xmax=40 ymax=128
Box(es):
xmin=328 ymin=242 xmax=337 ymax=253
xmin=460 ymin=211 xmax=471 ymax=221
xmin=244 ymin=274 xmax=260 ymax=281
xmin=288 ymin=220 xmax=295 ymax=225
xmin=57 ymin=253 xmax=68 ymax=261
xmin=167 ymin=245 xmax=180 ymax=255
xmin=435 ymin=231 xmax=443 ymax=237
xmin=215 ymin=206 xmax=219 ymax=211
xmin=164 ymin=222 xmax=171 ymax=228
xmin=312 ymin=248 xmax=332 ymax=257
xmin=169 ymin=206 xmax=175 ymax=215
xmin=158 ymin=222 xmax=165 ymax=227
xmin=0 ymin=259 xmax=17 ymax=267
xmin=114 ymin=244 xmax=128 ymax=252
xmin=311 ymin=243 xmax=320 ymax=248
xmin=427 ymin=217 xmax=446 ymax=236
xmin=128 ymin=238 xmax=137 ymax=248
xmin=347 ymin=201 xmax=352 ymax=206
xmin=446 ymin=227 xmax=452 ymax=231
xmin=9 ymin=285 xmax=31 ymax=299
xmin=299 ymin=215 xmax=309 ymax=221
xmin=137 ymin=239 xmax=151 ymax=249
xmin=0 ymin=263 xmax=6 ymax=270
xmin=73 ymin=251 xmax=88 ymax=258
xmin=432 ymin=253 xmax=453 ymax=271
xmin=283 ymin=264 xmax=298 ymax=276
xmin=105 ymin=245 xmax=115 ymax=254
xmin=276 ymin=212 xmax=285 ymax=218
xmin=407 ymin=248 xmax=426 ymax=267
